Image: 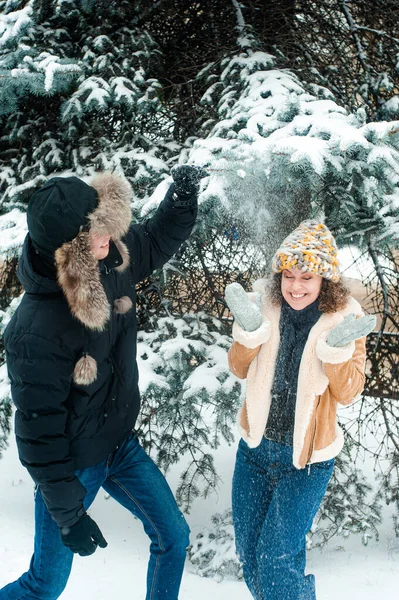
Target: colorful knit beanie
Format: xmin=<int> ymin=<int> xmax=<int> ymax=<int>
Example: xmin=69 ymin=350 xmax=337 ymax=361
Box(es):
xmin=272 ymin=220 xmax=340 ymax=282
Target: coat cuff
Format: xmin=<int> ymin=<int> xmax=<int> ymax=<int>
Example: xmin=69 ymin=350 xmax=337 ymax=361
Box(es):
xmin=232 ymin=320 xmax=271 ymax=349
xmin=316 ymin=333 xmax=356 ymax=364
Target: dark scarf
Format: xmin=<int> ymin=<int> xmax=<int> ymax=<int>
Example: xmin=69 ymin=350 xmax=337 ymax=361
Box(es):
xmin=265 ymin=298 xmax=321 ymax=445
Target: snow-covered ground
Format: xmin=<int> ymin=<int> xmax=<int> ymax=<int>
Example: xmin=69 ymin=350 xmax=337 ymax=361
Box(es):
xmin=0 ymin=420 xmax=398 ymax=599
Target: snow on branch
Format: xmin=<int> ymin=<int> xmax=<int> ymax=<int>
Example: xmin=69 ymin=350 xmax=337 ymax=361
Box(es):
xmin=190 ymin=40 xmax=399 ymax=249
xmin=341 ymin=1 xmax=371 ymax=73
xmin=0 ymin=208 xmax=27 ymax=258
xmin=231 ymin=0 xmax=245 ymax=33
xmin=0 ymin=0 xmax=34 ymax=48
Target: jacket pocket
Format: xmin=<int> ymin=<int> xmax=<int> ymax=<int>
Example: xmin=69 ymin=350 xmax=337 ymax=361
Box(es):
xmin=313 ymin=457 xmax=335 ymax=470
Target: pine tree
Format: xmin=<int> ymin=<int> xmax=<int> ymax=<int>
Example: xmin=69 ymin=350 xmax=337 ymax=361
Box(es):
xmin=0 ymin=0 xmax=399 ymax=560
xmin=181 ymin=6 xmax=399 ymax=574
xmin=0 ymin=207 xmax=25 ymax=456
xmin=136 ymin=311 xmax=243 ymax=511
xmin=189 ymin=508 xmax=243 ymax=581
xmin=188 ymin=445 xmax=383 ymax=581
xmin=189 ymin=29 xmax=399 ymax=264
xmin=245 ymin=0 xmax=399 ymax=123
xmin=0 ymin=0 xmax=171 ymax=209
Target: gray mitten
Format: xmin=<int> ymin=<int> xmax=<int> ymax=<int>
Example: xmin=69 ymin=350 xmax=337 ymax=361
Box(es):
xmin=225 ymin=282 xmax=263 ymax=332
xmin=327 ymin=313 xmax=376 ymax=347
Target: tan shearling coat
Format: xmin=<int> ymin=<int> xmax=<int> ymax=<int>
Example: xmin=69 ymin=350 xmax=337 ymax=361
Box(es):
xmin=228 ymin=292 xmax=367 ymax=469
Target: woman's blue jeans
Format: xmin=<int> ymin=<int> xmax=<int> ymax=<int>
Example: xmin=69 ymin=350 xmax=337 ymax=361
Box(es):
xmin=232 ymin=437 xmax=334 ymax=600
xmin=0 ymin=432 xmax=190 ymax=600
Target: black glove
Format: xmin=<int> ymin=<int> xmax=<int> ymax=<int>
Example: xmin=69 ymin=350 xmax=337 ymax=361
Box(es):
xmin=60 ymin=514 xmax=108 ymax=557
xmin=171 ymin=164 xmax=208 ymax=199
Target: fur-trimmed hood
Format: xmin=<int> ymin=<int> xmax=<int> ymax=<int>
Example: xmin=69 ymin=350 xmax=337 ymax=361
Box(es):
xmin=54 ymin=172 xmax=133 ymax=332
xmin=52 ymin=172 xmax=135 ymax=386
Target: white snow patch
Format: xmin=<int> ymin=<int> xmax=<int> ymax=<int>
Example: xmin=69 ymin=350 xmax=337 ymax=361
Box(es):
xmin=0 ymin=209 xmax=28 ymax=257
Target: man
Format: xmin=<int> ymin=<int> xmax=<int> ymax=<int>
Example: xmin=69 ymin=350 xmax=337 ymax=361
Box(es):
xmin=1 ymin=165 xmax=204 ymax=600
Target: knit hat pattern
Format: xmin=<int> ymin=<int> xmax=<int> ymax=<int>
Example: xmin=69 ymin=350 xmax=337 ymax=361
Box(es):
xmin=272 ymin=220 xmax=340 ymax=282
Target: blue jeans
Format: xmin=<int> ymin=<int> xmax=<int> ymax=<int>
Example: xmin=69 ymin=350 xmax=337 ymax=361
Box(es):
xmin=0 ymin=432 xmax=190 ymax=600
xmin=232 ymin=437 xmax=334 ymax=600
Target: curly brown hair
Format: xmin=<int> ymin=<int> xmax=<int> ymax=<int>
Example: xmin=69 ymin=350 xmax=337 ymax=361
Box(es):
xmin=266 ymin=272 xmax=351 ymax=313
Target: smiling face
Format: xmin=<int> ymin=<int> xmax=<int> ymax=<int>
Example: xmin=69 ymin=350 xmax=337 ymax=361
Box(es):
xmin=89 ymin=231 xmax=111 ymax=260
xmin=281 ymin=268 xmax=323 ymax=310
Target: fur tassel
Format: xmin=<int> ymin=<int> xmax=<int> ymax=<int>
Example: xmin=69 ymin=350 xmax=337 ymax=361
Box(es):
xmin=74 ymin=354 xmax=98 ymax=385
xmin=114 ymin=296 xmax=133 ymax=314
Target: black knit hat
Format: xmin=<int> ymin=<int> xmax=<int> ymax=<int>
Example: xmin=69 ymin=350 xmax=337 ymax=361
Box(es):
xmin=27 ymin=176 xmax=98 ymax=261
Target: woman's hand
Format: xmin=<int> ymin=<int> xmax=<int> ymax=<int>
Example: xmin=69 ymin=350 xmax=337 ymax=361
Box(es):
xmin=225 ymin=282 xmax=263 ymax=332
xmin=327 ymin=313 xmax=376 ymax=347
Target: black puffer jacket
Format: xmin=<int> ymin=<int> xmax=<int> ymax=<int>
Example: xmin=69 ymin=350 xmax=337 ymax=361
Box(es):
xmin=5 ymin=183 xmax=197 ymax=528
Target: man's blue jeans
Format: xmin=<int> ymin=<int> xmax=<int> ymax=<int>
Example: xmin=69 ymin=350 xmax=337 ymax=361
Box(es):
xmin=0 ymin=432 xmax=190 ymax=600
xmin=232 ymin=437 xmax=334 ymax=600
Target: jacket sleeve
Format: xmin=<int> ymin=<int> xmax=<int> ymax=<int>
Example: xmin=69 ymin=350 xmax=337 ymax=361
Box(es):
xmin=124 ymin=182 xmax=198 ymax=284
xmin=5 ymin=331 xmax=87 ymax=528
xmin=316 ymin=336 xmax=366 ymax=406
xmin=227 ymin=317 xmax=271 ymax=379
xmin=228 ymin=342 xmax=261 ymax=379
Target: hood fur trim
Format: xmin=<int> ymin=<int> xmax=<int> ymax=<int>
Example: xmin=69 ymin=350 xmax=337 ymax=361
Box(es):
xmin=54 ymin=172 xmax=133 ymax=330
xmin=55 ymin=232 xmax=110 ymax=330
xmin=89 ymin=172 xmax=132 ymax=238
xmin=114 ymin=239 xmax=130 ymax=272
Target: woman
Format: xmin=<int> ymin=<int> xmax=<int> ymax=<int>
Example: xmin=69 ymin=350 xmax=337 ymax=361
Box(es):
xmin=227 ymin=220 xmax=373 ymax=600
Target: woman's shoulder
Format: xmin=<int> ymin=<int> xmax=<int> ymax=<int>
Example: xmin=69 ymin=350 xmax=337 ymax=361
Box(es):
xmin=337 ymin=295 xmax=364 ymax=318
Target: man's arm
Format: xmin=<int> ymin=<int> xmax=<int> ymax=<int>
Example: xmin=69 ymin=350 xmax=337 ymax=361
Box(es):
xmin=125 ymin=183 xmax=197 ymax=284
xmin=5 ymin=331 xmax=87 ymax=528
xmin=124 ymin=165 xmax=206 ymax=284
